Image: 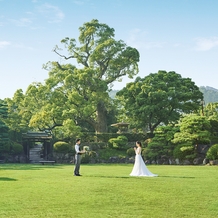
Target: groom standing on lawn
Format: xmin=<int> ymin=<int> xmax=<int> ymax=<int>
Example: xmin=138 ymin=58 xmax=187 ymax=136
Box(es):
xmin=74 ymin=138 xmax=85 ymax=176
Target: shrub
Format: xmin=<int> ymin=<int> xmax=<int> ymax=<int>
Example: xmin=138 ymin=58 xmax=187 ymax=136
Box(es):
xmin=206 ymin=144 xmax=218 ymax=160
xmin=173 ymin=144 xmax=195 ymax=161
xmin=11 ymin=142 xmax=23 ymax=155
xmin=126 ymin=148 xmax=135 ymax=157
xmin=141 ymin=148 xmax=148 ymax=160
xmin=53 ymin=141 xmax=70 ymax=153
xmin=88 ymin=142 xmax=106 ymax=150
xmin=98 ymin=148 xmax=125 ymax=160
xmin=81 ymin=153 xmax=91 ymax=163
xmin=108 ymin=135 xmax=128 ymax=149
xmin=0 ymin=142 xmax=10 ymax=153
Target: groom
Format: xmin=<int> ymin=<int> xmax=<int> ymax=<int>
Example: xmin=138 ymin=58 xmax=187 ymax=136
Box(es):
xmin=74 ymin=138 xmax=85 ymax=176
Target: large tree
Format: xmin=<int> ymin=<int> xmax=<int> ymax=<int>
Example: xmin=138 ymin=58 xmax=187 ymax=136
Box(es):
xmin=5 ymin=19 xmax=139 ymax=135
xmin=51 ymin=19 xmax=139 ymax=133
xmin=116 ymin=71 xmax=203 ymax=135
xmin=0 ymin=100 xmax=10 ymax=156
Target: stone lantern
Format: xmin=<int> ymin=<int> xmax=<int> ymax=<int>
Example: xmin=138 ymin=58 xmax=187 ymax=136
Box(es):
xmin=111 ymin=122 xmax=130 ymax=133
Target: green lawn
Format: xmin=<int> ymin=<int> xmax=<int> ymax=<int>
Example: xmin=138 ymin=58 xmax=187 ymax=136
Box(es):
xmin=0 ymin=164 xmax=217 ymax=218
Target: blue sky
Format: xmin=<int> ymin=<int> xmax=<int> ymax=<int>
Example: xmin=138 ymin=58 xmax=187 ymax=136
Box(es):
xmin=1 ymin=0 xmax=218 ymax=99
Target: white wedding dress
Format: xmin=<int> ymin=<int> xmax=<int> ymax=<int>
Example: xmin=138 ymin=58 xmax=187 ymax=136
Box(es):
xmin=130 ymin=147 xmax=158 ymax=177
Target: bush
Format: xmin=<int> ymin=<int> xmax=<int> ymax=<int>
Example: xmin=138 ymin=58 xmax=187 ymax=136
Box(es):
xmin=108 ymin=135 xmax=128 ymax=149
xmin=141 ymin=148 xmax=148 ymax=160
xmin=11 ymin=142 xmax=23 ymax=155
xmin=173 ymin=144 xmax=195 ymax=161
xmin=82 ymin=132 xmax=148 ymax=143
xmin=98 ymin=148 xmax=125 ymax=160
xmin=0 ymin=142 xmax=10 ymax=153
xmin=126 ymin=148 xmax=135 ymax=157
xmin=88 ymin=142 xmax=106 ymax=150
xmin=206 ymin=144 xmax=218 ymax=160
xmin=81 ymin=153 xmax=90 ymax=163
xmin=53 ymin=141 xmax=70 ymax=153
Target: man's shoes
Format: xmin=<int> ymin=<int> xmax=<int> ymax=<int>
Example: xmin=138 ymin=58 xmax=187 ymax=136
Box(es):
xmin=74 ymin=174 xmax=82 ymax=176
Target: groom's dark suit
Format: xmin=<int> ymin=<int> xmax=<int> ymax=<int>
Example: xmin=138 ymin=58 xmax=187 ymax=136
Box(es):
xmin=74 ymin=140 xmax=82 ymax=176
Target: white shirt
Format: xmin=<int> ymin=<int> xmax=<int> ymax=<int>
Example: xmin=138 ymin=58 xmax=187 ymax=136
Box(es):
xmin=75 ymin=144 xmax=80 ymax=154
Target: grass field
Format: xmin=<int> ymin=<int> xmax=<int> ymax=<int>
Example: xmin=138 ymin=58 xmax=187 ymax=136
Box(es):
xmin=0 ymin=163 xmax=217 ymax=218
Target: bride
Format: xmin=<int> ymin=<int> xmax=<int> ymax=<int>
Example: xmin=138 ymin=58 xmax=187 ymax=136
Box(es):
xmin=130 ymin=141 xmax=158 ymax=177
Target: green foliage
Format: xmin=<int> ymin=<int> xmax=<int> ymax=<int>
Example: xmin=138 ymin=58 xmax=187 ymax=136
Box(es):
xmin=0 ymin=100 xmax=9 ymax=152
xmin=53 ymin=141 xmax=70 ymax=153
xmin=108 ymin=138 xmax=115 ymax=148
xmin=97 ymin=148 xmax=125 ymax=160
xmin=208 ymin=118 xmax=218 ymax=137
xmin=5 ymin=19 xmax=139 ymax=136
xmin=141 ymin=148 xmax=148 ymax=160
xmin=126 ymin=147 xmax=135 ymax=157
xmin=88 ymin=142 xmax=106 ymax=150
xmin=210 ymin=136 xmax=218 ymax=144
xmin=83 ymin=132 xmax=147 ymax=143
xmin=11 ymin=142 xmax=23 ymax=155
xmin=4 ymin=90 xmax=31 ymax=132
xmin=81 ymin=153 xmax=90 ymax=163
xmin=116 ymin=71 xmax=203 ymax=135
xmin=108 ymin=135 xmax=128 ymax=149
xmin=172 ymin=114 xmax=211 ymax=145
xmin=145 ymin=125 xmax=179 ymax=161
xmin=173 ymin=144 xmax=196 ymax=161
xmin=172 ymin=114 xmax=211 ymax=161
xmin=206 ymin=144 xmax=218 ymax=160
xmin=8 ymin=130 xmax=23 ymax=143
xmin=0 ymin=100 xmax=10 ymax=156
xmin=0 ymin=143 xmax=10 ymax=154
xmin=204 ymin=102 xmax=218 ymax=118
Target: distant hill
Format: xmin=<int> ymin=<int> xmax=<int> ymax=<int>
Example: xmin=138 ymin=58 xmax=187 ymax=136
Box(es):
xmin=199 ymin=86 xmax=218 ymax=104
xmin=109 ymin=86 xmax=218 ymax=105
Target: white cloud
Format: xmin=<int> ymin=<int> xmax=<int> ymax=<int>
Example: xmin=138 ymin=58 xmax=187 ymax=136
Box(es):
xmin=194 ymin=37 xmax=218 ymax=51
xmin=126 ymin=28 xmax=165 ymax=50
xmin=38 ymin=3 xmax=65 ymax=23
xmin=0 ymin=41 xmax=11 ymax=48
xmin=9 ymin=18 xmax=32 ymax=27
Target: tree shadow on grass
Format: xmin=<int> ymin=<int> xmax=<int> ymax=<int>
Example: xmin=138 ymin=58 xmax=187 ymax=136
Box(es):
xmin=158 ymin=175 xmax=195 ymax=179
xmin=86 ymin=175 xmax=195 ymax=179
xmin=86 ymin=175 xmax=131 ymax=179
xmin=0 ymin=164 xmax=63 ymax=171
xmin=0 ymin=177 xmax=17 ymax=181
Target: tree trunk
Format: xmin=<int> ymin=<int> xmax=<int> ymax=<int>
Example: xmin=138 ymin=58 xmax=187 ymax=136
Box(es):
xmin=96 ymin=101 xmax=108 ymax=133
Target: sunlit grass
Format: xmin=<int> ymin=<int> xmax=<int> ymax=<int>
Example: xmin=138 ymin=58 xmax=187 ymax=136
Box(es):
xmin=0 ymin=164 xmax=217 ymax=218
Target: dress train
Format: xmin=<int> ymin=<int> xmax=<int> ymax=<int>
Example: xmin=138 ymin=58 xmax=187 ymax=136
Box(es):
xmin=130 ymin=154 xmax=158 ymax=177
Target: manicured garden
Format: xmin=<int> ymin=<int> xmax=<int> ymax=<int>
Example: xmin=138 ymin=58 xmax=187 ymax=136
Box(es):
xmin=0 ymin=164 xmax=217 ymax=218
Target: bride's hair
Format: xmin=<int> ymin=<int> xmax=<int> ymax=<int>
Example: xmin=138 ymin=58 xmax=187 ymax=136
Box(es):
xmin=136 ymin=141 xmax=142 ymax=147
